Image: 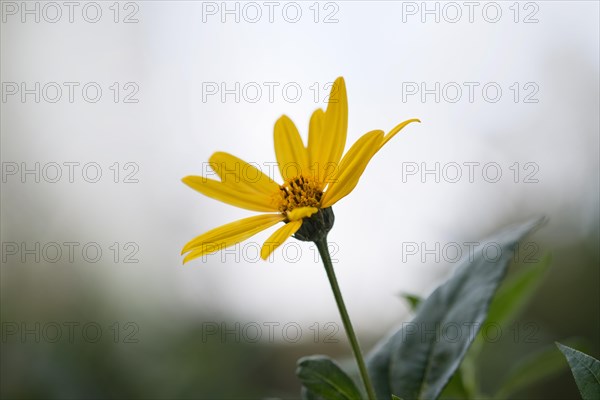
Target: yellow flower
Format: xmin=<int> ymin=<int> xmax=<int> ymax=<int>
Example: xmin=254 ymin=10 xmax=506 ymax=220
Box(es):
xmin=182 ymin=77 xmax=419 ymax=263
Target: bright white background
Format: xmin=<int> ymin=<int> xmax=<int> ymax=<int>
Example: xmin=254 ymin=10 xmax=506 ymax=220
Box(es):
xmin=2 ymin=1 xmax=598 ymax=341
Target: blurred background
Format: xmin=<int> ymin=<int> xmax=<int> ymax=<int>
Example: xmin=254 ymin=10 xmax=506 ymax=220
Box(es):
xmin=1 ymin=1 xmax=598 ymax=398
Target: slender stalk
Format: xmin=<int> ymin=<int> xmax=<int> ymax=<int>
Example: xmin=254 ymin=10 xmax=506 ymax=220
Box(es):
xmin=315 ymin=237 xmax=377 ymax=400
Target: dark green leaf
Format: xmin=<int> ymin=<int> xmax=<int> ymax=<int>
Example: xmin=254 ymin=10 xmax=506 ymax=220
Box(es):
xmin=459 ymin=255 xmax=551 ymax=398
xmin=366 ymin=338 xmax=394 ymax=400
xmin=301 ymin=385 xmax=322 ymax=400
xmin=296 ymin=355 xmax=363 ymax=400
xmin=367 ymin=218 xmax=544 ymax=400
xmin=557 ymin=343 xmax=600 ymax=400
xmin=458 ymin=254 xmax=552 ymax=396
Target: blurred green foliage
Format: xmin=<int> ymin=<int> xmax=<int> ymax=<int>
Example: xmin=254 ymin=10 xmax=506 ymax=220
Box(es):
xmin=1 ymin=232 xmax=598 ymax=399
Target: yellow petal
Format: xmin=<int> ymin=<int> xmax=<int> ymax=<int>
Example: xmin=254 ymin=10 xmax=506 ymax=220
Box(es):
xmin=274 ymin=115 xmax=309 ymax=180
xmin=320 ymin=130 xmax=384 ymax=207
xmin=287 ymin=206 xmax=318 ymax=221
xmin=322 ymin=77 xmax=348 ymax=171
xmin=182 ymin=213 xmax=284 ymax=263
xmin=209 ymin=151 xmax=280 ymax=196
xmin=307 ymin=108 xmax=326 ymax=180
xmin=380 ymin=118 xmax=421 ymax=150
xmin=321 ymin=118 xmax=420 ymax=207
xmin=183 ymin=213 xmax=283 ymax=254
xmin=260 ymin=220 xmax=302 ymax=260
xmin=182 ymin=176 xmax=278 ymax=212
xmin=308 ymin=78 xmax=348 ymax=187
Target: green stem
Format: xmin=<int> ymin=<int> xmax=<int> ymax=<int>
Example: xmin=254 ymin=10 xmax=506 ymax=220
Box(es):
xmin=315 ymin=237 xmax=377 ymax=400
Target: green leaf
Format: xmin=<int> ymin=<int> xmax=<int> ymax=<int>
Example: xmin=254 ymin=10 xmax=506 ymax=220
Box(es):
xmin=366 ymin=218 xmax=544 ymax=400
xmin=557 ymin=343 xmax=600 ymax=400
xmin=495 ymin=339 xmax=585 ymax=398
xmin=400 ymin=293 xmax=423 ymax=312
xmin=301 ymin=386 xmax=322 ymax=400
xmin=296 ymin=355 xmax=363 ymax=400
xmin=366 ymin=338 xmax=394 ymax=400
xmin=458 ymin=254 xmax=552 ymax=396
xmin=392 ymin=395 xmax=405 ymax=400
xmin=466 ymin=254 xmax=551 ymax=358
xmin=485 ymin=253 xmax=551 ymax=328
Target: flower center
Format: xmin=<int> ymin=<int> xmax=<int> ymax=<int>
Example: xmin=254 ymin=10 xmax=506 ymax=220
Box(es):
xmin=278 ymin=175 xmax=323 ymax=214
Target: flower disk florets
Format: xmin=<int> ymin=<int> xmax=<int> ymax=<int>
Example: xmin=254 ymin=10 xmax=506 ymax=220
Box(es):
xmin=278 ymin=175 xmax=323 ymax=214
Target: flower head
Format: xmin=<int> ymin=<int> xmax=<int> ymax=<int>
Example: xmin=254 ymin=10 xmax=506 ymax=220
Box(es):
xmin=182 ymin=77 xmax=419 ymax=263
